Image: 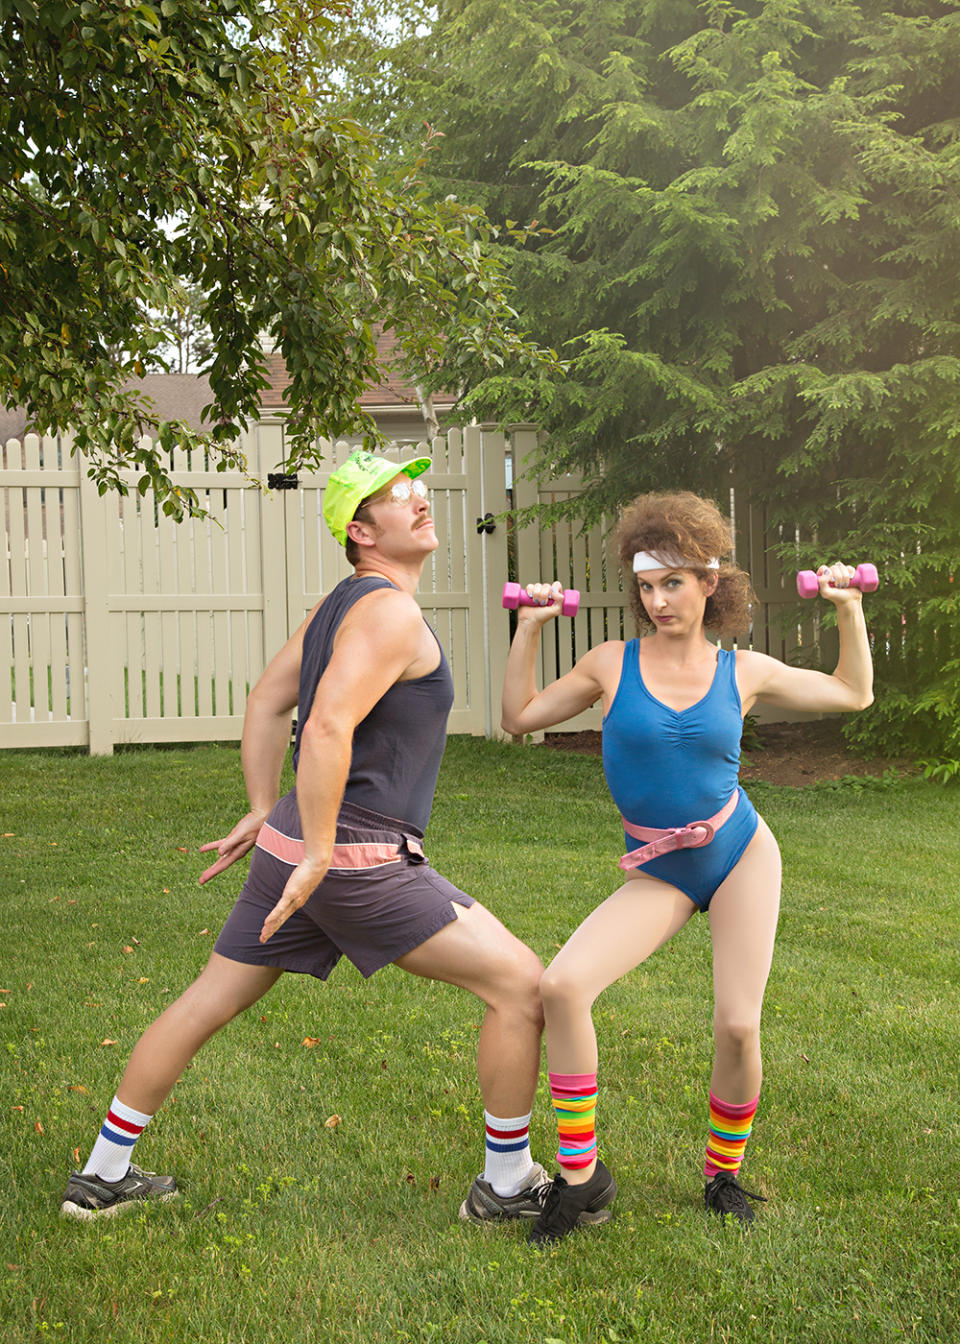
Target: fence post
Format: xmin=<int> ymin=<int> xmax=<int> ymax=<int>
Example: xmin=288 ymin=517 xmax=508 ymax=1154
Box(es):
xmin=510 ymin=425 xmax=541 ymax=584
xmin=77 ymin=453 xmax=114 ymax=755
xmin=506 ymin=426 xmax=545 ymax=743
xmin=255 ymin=418 xmax=290 ymax=658
xmin=478 ymin=426 xmax=510 ymax=737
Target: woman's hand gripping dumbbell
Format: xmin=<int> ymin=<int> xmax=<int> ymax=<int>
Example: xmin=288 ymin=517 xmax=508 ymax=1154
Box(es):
xmin=502 ymin=581 xmax=580 ymax=617
xmin=796 ymin=563 xmax=878 ymax=600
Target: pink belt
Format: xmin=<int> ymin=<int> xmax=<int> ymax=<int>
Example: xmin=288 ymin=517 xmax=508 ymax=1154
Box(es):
xmin=618 ymin=791 xmax=740 ymax=872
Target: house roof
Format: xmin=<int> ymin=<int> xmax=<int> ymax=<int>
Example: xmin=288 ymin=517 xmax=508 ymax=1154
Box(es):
xmin=1 ymin=331 xmax=456 ymax=442
xmin=261 ymin=328 xmax=456 ymax=414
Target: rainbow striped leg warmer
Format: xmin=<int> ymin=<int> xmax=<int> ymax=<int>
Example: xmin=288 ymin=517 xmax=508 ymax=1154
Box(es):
xmin=549 ymin=1071 xmax=598 ymax=1172
xmin=704 ymin=1091 xmax=759 ymax=1180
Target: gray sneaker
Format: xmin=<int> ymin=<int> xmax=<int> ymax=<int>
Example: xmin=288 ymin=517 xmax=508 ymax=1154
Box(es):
xmin=60 ymin=1164 xmax=179 ymax=1221
xmin=459 ymin=1162 xmax=552 ymax=1222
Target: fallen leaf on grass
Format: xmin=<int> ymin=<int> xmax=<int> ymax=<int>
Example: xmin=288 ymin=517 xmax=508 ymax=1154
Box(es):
xmin=72 ymin=1148 xmax=80 ymax=1163
xmin=67 ymin=1085 xmax=88 ymax=1093
xmin=2 ymin=833 xmax=14 ymax=837
xmin=12 ymin=1105 xmax=24 ymax=1113
xmin=0 ymin=989 xmax=10 ymax=994
xmin=324 ymin=1114 xmax=341 ymax=1129
xmin=197 ymin=928 xmax=210 ymax=936
xmin=6 ymin=1263 xmax=21 ymax=1271
xmin=137 ymin=977 xmax=150 ymax=985
xmin=176 ymin=847 xmax=188 ymax=853
xmin=100 ymin=1039 xmax=118 ymax=1047
xmin=35 ymin=1121 xmax=43 ymax=1133
xmin=122 ymin=946 xmax=134 ymax=954
xmin=429 ymin=1176 xmax=441 ymax=1193
xmin=302 ymin=1036 xmax=322 ymax=1047
xmin=405 ymin=1173 xmax=416 ymax=1184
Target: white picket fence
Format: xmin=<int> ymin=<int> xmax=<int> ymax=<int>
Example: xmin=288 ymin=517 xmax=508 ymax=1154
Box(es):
xmin=1 ymin=421 xmax=814 ymax=754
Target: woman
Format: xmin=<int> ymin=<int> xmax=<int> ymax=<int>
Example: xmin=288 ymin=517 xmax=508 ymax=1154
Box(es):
xmin=501 ymin=491 xmax=873 ymax=1245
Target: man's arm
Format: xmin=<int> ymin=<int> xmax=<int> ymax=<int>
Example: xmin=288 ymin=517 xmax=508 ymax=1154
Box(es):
xmin=259 ymin=587 xmax=426 ymax=942
xmin=197 ymin=608 xmax=313 ymax=884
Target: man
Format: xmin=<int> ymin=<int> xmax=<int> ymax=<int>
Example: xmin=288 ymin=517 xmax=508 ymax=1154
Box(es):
xmin=61 ymin=450 xmax=555 ymax=1225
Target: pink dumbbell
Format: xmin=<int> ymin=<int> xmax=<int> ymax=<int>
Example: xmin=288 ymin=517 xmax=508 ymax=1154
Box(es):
xmin=502 ymin=581 xmax=580 ymax=617
xmin=796 ymin=563 xmax=879 ymax=599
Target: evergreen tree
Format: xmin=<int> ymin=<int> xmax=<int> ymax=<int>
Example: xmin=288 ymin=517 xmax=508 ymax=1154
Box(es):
xmin=338 ymin=0 xmax=960 ymax=759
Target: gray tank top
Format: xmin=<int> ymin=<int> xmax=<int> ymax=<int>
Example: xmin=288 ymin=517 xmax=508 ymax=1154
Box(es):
xmin=292 ymin=575 xmax=454 ymax=832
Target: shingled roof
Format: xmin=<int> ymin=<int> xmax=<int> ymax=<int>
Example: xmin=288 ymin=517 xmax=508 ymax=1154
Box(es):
xmin=2 ymin=331 xmax=455 ymax=442
xmin=261 ymin=327 xmax=456 ymax=416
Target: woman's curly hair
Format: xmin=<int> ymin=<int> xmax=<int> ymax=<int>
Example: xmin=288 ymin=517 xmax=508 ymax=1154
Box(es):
xmin=615 ymin=491 xmax=754 ymax=637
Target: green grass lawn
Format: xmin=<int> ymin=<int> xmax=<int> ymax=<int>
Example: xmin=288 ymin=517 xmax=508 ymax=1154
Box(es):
xmin=2 ymin=739 xmax=959 ymax=1344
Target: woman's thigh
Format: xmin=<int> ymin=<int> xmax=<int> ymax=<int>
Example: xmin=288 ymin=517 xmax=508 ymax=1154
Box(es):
xmin=546 ymin=875 xmax=696 ymax=1005
xmin=709 ymin=817 xmax=782 ymax=1021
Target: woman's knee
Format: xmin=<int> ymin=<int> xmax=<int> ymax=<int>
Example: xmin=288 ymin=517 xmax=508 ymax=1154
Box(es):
xmin=713 ymin=1012 xmax=761 ymax=1057
xmin=540 ymin=961 xmax=596 ymax=1019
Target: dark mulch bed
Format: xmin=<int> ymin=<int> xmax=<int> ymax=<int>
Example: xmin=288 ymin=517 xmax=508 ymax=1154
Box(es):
xmin=544 ymin=718 xmax=915 ymax=788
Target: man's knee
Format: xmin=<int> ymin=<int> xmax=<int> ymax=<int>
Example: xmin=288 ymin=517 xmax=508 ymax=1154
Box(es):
xmin=482 ymin=941 xmax=544 ymax=1023
xmin=180 ymin=954 xmax=280 ymax=1029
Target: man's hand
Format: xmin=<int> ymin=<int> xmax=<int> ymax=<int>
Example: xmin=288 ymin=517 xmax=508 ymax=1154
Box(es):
xmin=198 ymin=811 xmax=268 ymax=885
xmin=259 ymin=856 xmax=330 ymax=943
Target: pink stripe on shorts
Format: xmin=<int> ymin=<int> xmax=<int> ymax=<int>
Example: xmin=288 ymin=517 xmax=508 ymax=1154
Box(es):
xmin=213 ymin=793 xmax=473 ymax=979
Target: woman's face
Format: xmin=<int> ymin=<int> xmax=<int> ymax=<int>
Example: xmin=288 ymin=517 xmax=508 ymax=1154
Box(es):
xmin=636 ymin=567 xmax=718 ymax=634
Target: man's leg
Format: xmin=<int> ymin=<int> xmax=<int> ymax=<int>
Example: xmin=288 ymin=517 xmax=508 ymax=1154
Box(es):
xmin=398 ymin=902 xmax=543 ymax=1112
xmin=112 ymin=953 xmax=283 ymax=1115
xmin=62 ymin=954 xmax=282 ymax=1219
xmin=395 ymin=902 xmax=547 ymax=1215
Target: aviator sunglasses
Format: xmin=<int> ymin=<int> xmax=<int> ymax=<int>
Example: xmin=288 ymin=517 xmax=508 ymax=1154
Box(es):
xmin=367 ymin=478 xmax=429 ymax=506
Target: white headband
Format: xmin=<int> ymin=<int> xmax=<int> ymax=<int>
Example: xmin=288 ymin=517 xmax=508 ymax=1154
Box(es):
xmin=633 ymin=550 xmax=720 ymax=573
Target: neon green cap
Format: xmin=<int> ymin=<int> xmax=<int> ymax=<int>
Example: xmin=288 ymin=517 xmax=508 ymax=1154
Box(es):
xmin=323 ymin=449 xmax=432 ymax=546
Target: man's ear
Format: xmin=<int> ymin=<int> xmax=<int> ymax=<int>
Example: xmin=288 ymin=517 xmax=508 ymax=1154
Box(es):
xmin=346 ymin=517 xmax=378 ymax=548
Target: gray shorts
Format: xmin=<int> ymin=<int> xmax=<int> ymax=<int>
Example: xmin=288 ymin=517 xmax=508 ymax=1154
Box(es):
xmin=213 ymin=792 xmax=474 ymax=979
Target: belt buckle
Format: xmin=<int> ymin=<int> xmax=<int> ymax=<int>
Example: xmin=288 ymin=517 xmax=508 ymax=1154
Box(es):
xmin=676 ymin=821 xmax=714 ymax=850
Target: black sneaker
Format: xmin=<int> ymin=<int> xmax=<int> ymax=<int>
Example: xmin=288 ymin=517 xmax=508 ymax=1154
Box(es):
xmin=528 ymin=1160 xmax=618 ymax=1246
xmin=60 ymin=1165 xmax=179 ymax=1221
xmin=704 ymin=1170 xmax=766 ymax=1226
xmin=459 ymin=1162 xmax=552 ymax=1222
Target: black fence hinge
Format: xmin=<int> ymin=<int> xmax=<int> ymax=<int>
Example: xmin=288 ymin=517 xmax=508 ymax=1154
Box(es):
xmin=268 ymin=472 xmax=299 ymax=491
xmin=476 ymin=513 xmax=496 ymax=535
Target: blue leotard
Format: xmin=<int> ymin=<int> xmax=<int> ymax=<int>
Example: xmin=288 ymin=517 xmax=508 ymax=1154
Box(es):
xmin=602 ymin=641 xmax=759 ymax=910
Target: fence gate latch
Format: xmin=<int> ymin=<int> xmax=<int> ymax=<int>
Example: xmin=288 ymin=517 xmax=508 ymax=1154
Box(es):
xmin=476 ymin=512 xmax=496 ymax=535
xmin=268 ymin=472 xmax=299 ymax=491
